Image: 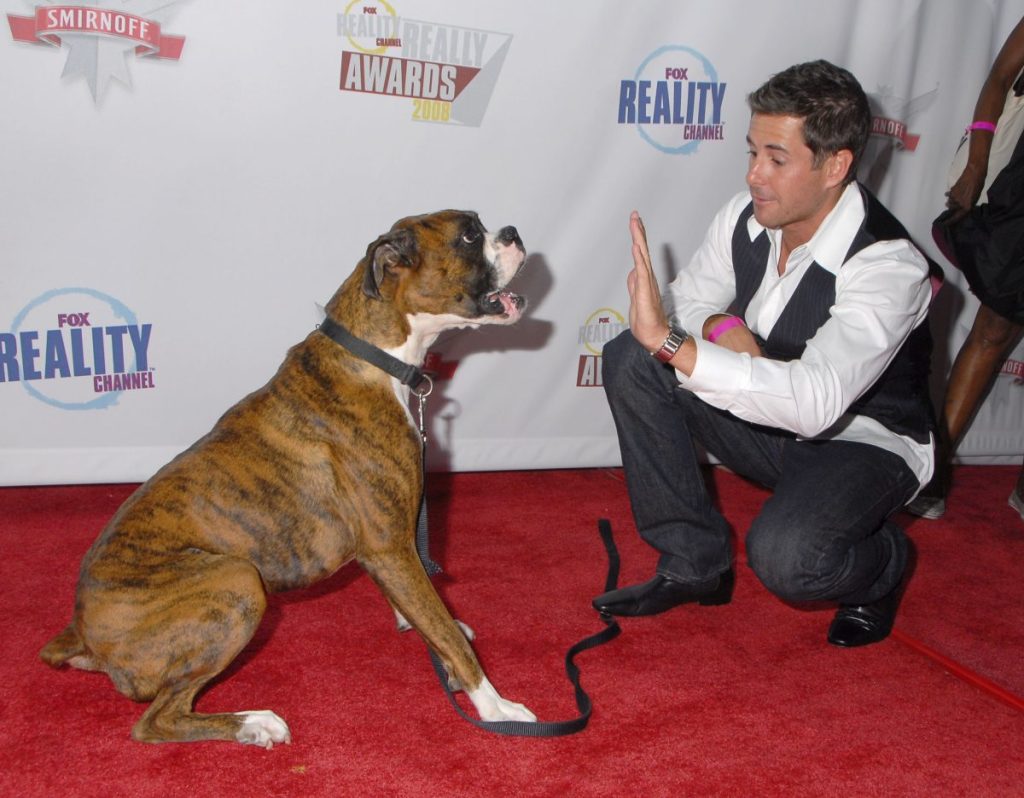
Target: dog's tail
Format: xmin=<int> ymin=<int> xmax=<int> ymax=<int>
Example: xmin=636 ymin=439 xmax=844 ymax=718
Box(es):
xmin=40 ymin=624 xmax=88 ymax=668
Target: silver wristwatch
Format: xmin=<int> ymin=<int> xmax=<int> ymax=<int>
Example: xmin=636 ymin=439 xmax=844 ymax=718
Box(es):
xmin=651 ymin=325 xmax=690 ymax=363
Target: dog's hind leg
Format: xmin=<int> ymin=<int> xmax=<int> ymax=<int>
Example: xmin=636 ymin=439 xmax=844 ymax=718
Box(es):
xmin=133 ymin=679 xmax=291 ymax=748
xmin=87 ymin=551 xmax=290 ymax=747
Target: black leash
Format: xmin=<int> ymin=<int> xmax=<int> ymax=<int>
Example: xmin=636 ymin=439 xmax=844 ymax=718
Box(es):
xmin=427 ymin=518 xmax=621 ymax=737
xmin=315 ymin=318 xmax=621 ymax=735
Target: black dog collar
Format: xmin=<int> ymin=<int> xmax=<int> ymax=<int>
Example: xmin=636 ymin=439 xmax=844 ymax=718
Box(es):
xmin=317 ymin=316 xmax=429 ymax=392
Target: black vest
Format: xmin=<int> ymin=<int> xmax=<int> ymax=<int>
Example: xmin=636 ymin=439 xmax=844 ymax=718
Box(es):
xmin=729 ymin=186 xmax=934 ymax=444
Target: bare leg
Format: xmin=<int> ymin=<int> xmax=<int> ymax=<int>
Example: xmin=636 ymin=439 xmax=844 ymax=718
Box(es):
xmin=942 ymin=305 xmax=1022 ymax=448
xmin=909 ymin=303 xmax=1022 ymax=518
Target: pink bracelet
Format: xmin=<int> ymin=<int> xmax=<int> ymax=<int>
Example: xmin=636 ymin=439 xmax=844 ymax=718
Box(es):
xmin=966 ymin=121 xmax=997 ymax=133
xmin=707 ymin=315 xmax=745 ymax=343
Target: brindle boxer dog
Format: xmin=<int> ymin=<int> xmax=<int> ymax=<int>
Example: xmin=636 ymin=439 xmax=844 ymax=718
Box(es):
xmin=40 ymin=209 xmax=535 ymax=747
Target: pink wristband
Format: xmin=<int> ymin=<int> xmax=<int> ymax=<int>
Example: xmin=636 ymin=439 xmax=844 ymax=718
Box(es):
xmin=707 ymin=315 xmax=745 ymax=343
xmin=966 ymin=121 xmax=997 ymax=134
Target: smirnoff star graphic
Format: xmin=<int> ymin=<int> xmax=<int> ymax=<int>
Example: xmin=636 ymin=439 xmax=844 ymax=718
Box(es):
xmin=7 ymin=0 xmax=186 ymax=101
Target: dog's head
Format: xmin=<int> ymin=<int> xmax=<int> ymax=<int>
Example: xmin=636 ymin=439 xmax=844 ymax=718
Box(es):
xmin=361 ymin=210 xmax=526 ymax=326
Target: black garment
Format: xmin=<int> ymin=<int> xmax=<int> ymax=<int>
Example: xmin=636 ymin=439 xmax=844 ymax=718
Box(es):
xmin=934 ymin=106 xmax=1024 ymax=324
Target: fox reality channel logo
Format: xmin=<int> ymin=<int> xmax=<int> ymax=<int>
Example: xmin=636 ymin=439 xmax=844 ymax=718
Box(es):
xmin=618 ymin=45 xmax=727 ymax=155
xmin=6 ymin=1 xmax=186 ymax=102
xmin=577 ymin=308 xmax=628 ymax=388
xmin=2 ymin=287 xmax=155 ymax=410
xmin=338 ymin=0 xmax=512 ymax=126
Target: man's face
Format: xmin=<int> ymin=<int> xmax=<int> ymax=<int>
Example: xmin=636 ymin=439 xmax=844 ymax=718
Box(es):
xmin=745 ymin=113 xmax=847 ymax=242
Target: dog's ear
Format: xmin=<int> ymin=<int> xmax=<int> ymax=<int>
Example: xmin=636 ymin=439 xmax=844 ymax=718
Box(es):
xmin=363 ymin=229 xmax=418 ymax=299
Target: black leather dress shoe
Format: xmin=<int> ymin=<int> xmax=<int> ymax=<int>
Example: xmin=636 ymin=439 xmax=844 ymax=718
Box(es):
xmin=827 ymin=583 xmax=903 ymax=647
xmin=592 ymin=570 xmax=733 ymax=617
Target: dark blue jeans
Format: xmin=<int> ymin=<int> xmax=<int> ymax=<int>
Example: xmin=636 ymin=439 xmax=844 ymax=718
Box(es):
xmin=602 ymin=331 xmax=918 ymax=606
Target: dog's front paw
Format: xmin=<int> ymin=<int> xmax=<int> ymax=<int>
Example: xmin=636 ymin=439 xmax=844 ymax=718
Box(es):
xmin=234 ymin=710 xmax=292 ymax=749
xmin=467 ymin=676 xmax=537 ymax=723
xmin=486 ymin=697 xmax=537 ymax=723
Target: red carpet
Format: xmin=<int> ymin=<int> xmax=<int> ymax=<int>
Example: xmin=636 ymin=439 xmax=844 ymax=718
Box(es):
xmin=1 ymin=466 xmax=1023 ymax=797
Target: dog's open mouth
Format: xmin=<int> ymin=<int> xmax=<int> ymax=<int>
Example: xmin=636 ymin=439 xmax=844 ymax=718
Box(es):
xmin=482 ymin=290 xmax=525 ymax=317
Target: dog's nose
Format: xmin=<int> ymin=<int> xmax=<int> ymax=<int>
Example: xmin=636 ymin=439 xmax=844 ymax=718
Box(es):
xmin=497 ymin=226 xmax=522 ymax=247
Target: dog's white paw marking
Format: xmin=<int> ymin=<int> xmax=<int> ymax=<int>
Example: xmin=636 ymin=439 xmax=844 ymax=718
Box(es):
xmin=394 ymin=608 xmax=412 ymax=632
xmin=393 ymin=610 xmax=473 ymax=641
xmin=456 ymin=619 xmax=475 ymax=640
xmin=467 ymin=676 xmax=536 ymax=723
xmin=234 ymin=710 xmax=292 ymax=749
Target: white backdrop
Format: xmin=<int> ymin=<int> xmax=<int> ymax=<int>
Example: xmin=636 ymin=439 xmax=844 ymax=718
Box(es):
xmin=2 ymin=0 xmax=1022 ymax=485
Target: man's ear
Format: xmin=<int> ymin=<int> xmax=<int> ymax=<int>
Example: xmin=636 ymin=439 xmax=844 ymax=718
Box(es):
xmin=826 ymin=148 xmax=855 ymax=187
xmin=362 ymin=228 xmax=418 ymax=299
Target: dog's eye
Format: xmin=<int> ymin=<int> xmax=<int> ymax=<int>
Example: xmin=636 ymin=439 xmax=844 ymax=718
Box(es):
xmin=461 ymin=230 xmax=482 ymax=245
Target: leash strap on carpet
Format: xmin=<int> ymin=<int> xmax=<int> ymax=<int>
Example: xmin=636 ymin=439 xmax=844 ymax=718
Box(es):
xmin=427 ymin=518 xmax=622 ymax=737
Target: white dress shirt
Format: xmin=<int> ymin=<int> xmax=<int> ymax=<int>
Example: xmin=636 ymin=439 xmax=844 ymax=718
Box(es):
xmin=663 ymin=184 xmax=935 ymax=488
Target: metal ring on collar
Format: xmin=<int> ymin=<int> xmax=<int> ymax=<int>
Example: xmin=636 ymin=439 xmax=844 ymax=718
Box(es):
xmin=412 ymin=373 xmax=434 ymax=398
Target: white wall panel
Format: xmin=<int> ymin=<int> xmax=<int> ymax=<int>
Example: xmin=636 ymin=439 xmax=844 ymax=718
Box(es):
xmin=2 ymin=0 xmax=1021 ymax=484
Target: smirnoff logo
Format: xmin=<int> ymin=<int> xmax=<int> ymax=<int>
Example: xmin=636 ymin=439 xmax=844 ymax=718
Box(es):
xmin=7 ymin=1 xmax=186 ymax=102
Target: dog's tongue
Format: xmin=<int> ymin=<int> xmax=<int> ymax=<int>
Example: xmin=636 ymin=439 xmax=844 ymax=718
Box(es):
xmin=486 ymin=290 xmax=521 ymax=314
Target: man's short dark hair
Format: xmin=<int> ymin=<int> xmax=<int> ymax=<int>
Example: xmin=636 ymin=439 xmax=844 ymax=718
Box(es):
xmin=747 ymin=59 xmax=871 ymax=184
